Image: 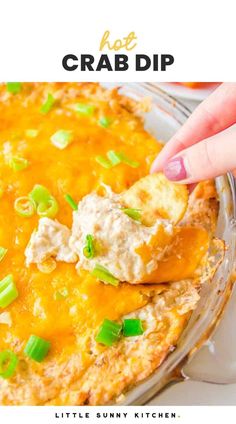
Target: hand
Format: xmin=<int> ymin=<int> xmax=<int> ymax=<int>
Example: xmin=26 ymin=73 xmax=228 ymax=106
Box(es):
xmin=151 ymin=83 xmax=236 ymax=183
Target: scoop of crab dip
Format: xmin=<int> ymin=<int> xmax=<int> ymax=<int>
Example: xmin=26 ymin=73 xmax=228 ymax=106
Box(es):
xmin=69 ymin=193 xmax=174 ymax=283
xmin=25 ymin=217 xmax=77 ymax=266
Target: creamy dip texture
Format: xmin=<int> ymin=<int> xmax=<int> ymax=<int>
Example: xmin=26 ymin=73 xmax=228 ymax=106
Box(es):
xmin=70 ymin=193 xmax=173 ymax=282
xmin=25 ymin=217 xmax=77 ymax=266
xmin=25 ymin=193 xmax=174 ymax=283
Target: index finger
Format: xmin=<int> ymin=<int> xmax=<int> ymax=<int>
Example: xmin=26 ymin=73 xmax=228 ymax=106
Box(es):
xmin=151 ymin=82 xmax=236 ymax=173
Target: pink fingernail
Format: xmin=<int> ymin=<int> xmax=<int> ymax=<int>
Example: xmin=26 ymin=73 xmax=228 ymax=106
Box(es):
xmin=163 ymin=156 xmax=187 ymax=181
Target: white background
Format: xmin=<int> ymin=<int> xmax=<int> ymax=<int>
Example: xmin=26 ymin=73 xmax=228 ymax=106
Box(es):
xmin=0 ymin=0 xmax=235 ymax=81
xmin=0 ymin=406 xmax=236 ymax=424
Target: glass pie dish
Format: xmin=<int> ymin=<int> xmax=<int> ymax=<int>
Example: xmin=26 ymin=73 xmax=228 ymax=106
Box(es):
xmin=103 ymin=83 xmax=236 ymax=405
xmin=0 ymin=82 xmax=235 ymax=405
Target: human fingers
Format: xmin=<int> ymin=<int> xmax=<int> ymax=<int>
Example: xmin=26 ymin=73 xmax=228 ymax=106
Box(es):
xmin=151 ymin=83 xmax=236 ymax=173
xmin=162 ymin=125 xmax=236 ymax=184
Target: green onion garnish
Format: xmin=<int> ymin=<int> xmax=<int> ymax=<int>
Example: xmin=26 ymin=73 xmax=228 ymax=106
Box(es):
xmin=0 ymin=350 xmax=18 ymax=378
xmin=8 ymin=156 xmax=29 ymax=172
xmin=91 ymin=264 xmax=119 ymax=286
xmin=64 ymin=194 xmax=78 ymax=210
xmin=95 ymin=155 xmax=113 ymax=169
xmin=122 ymin=208 xmax=141 ymax=222
xmin=0 ymin=247 xmax=7 ymax=262
xmin=25 ymin=129 xmax=39 ymax=138
xmin=29 ymin=185 xmax=58 ymax=218
xmin=50 ymin=130 xmax=73 ymax=150
xmin=123 ymin=319 xmax=144 ymax=337
xmin=29 ymin=184 xmax=51 ymax=204
xmin=96 ymin=319 xmax=122 ymax=346
xmin=99 ymin=117 xmax=112 ymax=128
xmin=0 ymin=275 xmax=18 ymax=309
xmin=40 ymin=93 xmax=55 ymax=114
xmin=24 ymin=335 xmax=51 ymax=362
xmin=107 ymin=150 xmax=122 ymax=166
xmin=6 ymin=82 xmax=22 ymax=94
xmin=37 ymin=197 xmax=59 ymax=218
xmin=95 ymin=150 xmax=140 ymax=169
xmin=83 ymin=234 xmax=95 ymax=259
xmin=14 ymin=197 xmax=36 ymax=218
xmin=75 ymin=103 xmax=95 ymax=116
xmin=97 ymin=151 xmax=140 ymax=169
xmin=116 ymin=152 xmax=140 ymax=168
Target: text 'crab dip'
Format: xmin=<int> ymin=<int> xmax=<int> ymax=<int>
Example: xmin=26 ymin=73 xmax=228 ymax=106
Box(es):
xmin=0 ymin=83 xmax=221 ymax=405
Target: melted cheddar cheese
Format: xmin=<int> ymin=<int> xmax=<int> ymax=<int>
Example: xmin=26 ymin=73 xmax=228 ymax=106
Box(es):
xmin=0 ymin=83 xmax=219 ymax=406
xmin=0 ymin=83 xmax=162 ymax=362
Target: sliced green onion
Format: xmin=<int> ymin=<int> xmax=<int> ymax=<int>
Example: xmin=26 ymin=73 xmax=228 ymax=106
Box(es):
xmin=91 ymin=264 xmax=119 ymax=286
xmin=25 ymin=129 xmax=39 ymax=138
xmin=122 ymin=208 xmax=141 ymax=222
xmin=96 ymin=319 xmax=122 ymax=346
xmin=6 ymin=82 xmax=22 ymax=94
xmin=37 ymin=258 xmax=56 ymax=274
xmin=0 ymin=247 xmax=7 ymax=262
xmin=99 ymin=117 xmax=112 ymax=128
xmin=75 ymin=103 xmax=95 ymax=116
xmin=37 ymin=197 xmax=59 ymax=218
xmin=95 ymin=155 xmax=113 ymax=169
xmin=105 ymin=151 xmax=140 ymax=168
xmin=0 ymin=275 xmax=18 ymax=308
xmin=14 ymin=197 xmax=36 ymax=217
xmin=29 ymin=184 xmax=51 ymax=204
xmin=83 ymin=234 xmax=95 ymax=259
xmin=40 ymin=93 xmax=55 ymax=114
xmin=64 ymin=194 xmax=78 ymax=210
xmin=115 ymin=152 xmax=140 ymax=168
xmin=107 ymin=150 xmax=122 ymax=166
xmin=50 ymin=130 xmax=73 ymax=149
xmin=24 ymin=335 xmax=51 ymax=362
xmin=29 ymin=185 xmax=58 ymax=218
xmin=123 ymin=319 xmax=144 ymax=337
xmin=54 ymin=287 xmax=68 ymax=300
xmin=0 ymin=350 xmax=18 ymax=378
xmin=8 ymin=156 xmax=29 ymax=172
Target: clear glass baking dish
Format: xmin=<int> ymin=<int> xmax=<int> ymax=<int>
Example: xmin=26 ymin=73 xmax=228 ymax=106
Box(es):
xmin=104 ymin=83 xmax=236 ymax=405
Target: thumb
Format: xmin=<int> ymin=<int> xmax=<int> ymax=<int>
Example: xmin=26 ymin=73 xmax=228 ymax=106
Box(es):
xmin=162 ymin=125 xmax=236 ymax=184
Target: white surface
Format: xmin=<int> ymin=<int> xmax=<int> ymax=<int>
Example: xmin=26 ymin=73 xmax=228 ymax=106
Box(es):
xmin=0 ymin=1 xmax=236 ymax=81
xmin=149 ymin=380 xmax=236 ymax=405
xmin=149 ymin=90 xmax=236 ymax=406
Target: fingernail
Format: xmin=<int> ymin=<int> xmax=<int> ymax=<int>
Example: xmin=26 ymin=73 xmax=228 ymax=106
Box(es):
xmin=163 ymin=156 xmax=187 ymax=181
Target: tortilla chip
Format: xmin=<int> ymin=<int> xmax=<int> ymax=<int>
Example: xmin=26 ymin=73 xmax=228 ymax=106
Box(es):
xmin=137 ymin=226 xmax=210 ymax=284
xmin=121 ymin=173 xmax=188 ymax=226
